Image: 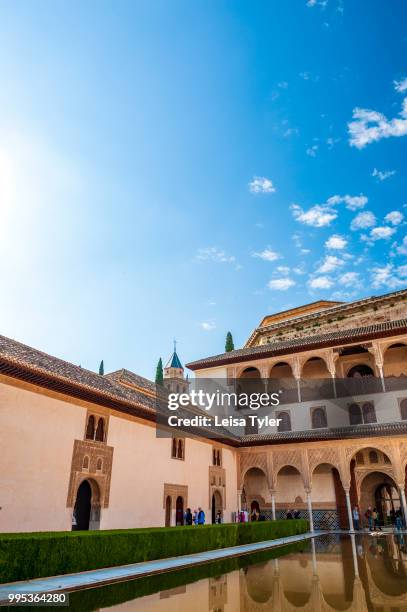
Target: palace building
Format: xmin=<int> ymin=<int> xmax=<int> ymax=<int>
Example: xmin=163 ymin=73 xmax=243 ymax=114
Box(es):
xmin=0 ymin=288 xmax=406 ymax=533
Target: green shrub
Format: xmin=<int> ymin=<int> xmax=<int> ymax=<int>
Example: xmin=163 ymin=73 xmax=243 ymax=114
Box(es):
xmin=0 ymin=520 xmax=307 ymax=583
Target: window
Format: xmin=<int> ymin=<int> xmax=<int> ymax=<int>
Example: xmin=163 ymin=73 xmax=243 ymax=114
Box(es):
xmin=311 ymin=407 xmax=327 ymax=429
xmin=82 ymin=456 xmax=89 ymax=470
xmin=86 ymin=415 xmax=95 ymax=440
xmin=212 ymin=448 xmax=222 ymax=466
xmin=95 ymin=418 xmax=105 ymax=442
xmin=400 ymin=398 xmax=407 ymax=420
xmin=277 ymin=411 xmax=291 ymax=432
xmin=171 ymin=437 xmax=184 ymax=460
xmin=362 ymin=402 xmax=376 ymax=424
xmin=369 ymin=450 xmax=379 ymax=463
xmin=356 ymin=452 xmax=364 ymax=465
xmin=349 ymin=403 xmax=363 ymax=425
xmin=96 ymin=458 xmax=103 ymax=471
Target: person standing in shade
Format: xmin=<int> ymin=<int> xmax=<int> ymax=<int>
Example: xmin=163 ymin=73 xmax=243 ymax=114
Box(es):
xmin=185 ymin=507 xmax=192 ymax=525
xmin=193 ymin=509 xmax=198 ymax=525
xmin=373 ymin=508 xmax=382 ymax=531
xmin=395 ymin=509 xmax=403 ymax=531
xmin=286 ymin=509 xmax=293 ymax=520
xmin=353 ymin=506 xmax=360 ymax=530
xmin=293 ymin=509 xmax=300 ymax=519
xmin=216 ymin=510 xmax=222 ymax=524
xmin=365 ymin=506 xmax=373 ymax=531
xmin=197 ymin=507 xmax=205 ymax=525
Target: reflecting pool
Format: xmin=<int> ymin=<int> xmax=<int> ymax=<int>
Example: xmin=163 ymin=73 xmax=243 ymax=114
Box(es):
xmin=68 ymin=534 xmax=407 ymax=611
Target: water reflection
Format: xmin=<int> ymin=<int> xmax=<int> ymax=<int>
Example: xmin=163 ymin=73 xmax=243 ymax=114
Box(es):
xmin=76 ymin=534 xmax=407 ymax=611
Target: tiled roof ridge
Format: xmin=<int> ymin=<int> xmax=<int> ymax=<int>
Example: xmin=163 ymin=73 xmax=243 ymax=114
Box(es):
xmin=186 ymin=318 xmax=407 ymax=369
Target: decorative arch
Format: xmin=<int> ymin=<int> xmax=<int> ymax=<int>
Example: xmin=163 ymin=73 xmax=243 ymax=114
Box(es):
xmin=269 ymin=361 xmax=294 ymax=378
xmin=301 ymin=354 xmax=330 ymax=378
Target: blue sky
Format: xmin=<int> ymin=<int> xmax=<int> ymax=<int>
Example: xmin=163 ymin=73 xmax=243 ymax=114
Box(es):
xmin=0 ymin=0 xmax=406 ymax=378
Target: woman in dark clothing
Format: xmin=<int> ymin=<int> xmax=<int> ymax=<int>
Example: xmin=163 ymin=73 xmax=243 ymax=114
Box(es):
xmin=185 ymin=507 xmax=193 ymax=525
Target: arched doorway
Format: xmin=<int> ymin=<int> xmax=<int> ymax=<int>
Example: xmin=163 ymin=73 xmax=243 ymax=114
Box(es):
xmin=211 ymin=490 xmax=222 ymax=523
xmin=175 ymin=496 xmax=184 ymax=526
xmin=243 ymin=467 xmax=269 ymax=514
xmin=360 ymin=471 xmax=399 ymax=527
xmin=74 ymin=480 xmax=92 ymax=531
xmin=347 ymin=364 xmax=374 ymax=377
xmin=165 ymin=495 xmax=172 ymax=527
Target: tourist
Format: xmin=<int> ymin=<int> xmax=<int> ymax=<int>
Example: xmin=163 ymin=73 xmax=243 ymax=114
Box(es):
xmin=286 ymin=509 xmax=293 ymax=520
xmin=216 ymin=510 xmax=222 ymax=524
xmin=365 ymin=506 xmax=373 ymax=531
xmin=293 ymin=509 xmax=300 ymax=519
xmin=197 ymin=507 xmax=205 ymax=525
xmin=251 ymin=508 xmax=259 ymax=521
xmin=193 ymin=509 xmax=198 ymax=525
xmin=373 ymin=508 xmax=382 ymax=531
xmin=185 ymin=507 xmax=193 ymax=525
xmin=352 ymin=506 xmax=360 ymax=530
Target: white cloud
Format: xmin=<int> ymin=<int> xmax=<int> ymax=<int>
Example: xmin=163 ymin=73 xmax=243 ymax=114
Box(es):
xmin=394 ymin=77 xmax=407 ymax=93
xmin=276 ymin=265 xmax=290 ymax=274
xmin=327 ymin=193 xmax=368 ymax=210
xmin=306 ymin=144 xmax=319 ymax=157
xmin=252 ymin=247 xmax=281 ymax=261
xmin=268 ymin=278 xmax=296 ymax=290
xmin=384 ymin=210 xmax=404 ymax=225
xmin=372 ymin=168 xmax=396 ymax=181
xmin=348 ymin=98 xmax=407 ymax=149
xmin=196 ymin=247 xmax=236 ymax=263
xmin=291 ymin=203 xmax=337 ymax=227
xmin=200 ymin=321 xmax=216 ymax=331
xmin=249 ymin=176 xmax=276 ymax=194
xmin=301 ymin=248 xmax=311 ymax=255
xmin=325 ymin=234 xmax=347 ymax=249
xmin=398 ymin=264 xmax=407 ymax=277
xmin=278 ymin=81 xmax=288 ymax=89
xmin=370 ymin=264 xmax=405 ymax=289
xmin=351 ymin=211 xmax=376 ymax=231
xmin=317 ymin=255 xmax=344 ymax=273
xmin=370 ymin=226 xmax=396 ymax=240
xmin=339 ymin=271 xmax=360 ymax=286
xmin=396 ymin=235 xmax=407 ymax=255
xmin=308 ymin=276 xmax=334 ymax=289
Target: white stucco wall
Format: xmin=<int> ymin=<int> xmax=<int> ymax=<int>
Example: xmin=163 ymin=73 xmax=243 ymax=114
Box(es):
xmin=0 ymin=380 xmax=84 ymax=532
xmin=0 ymin=378 xmax=238 ymax=533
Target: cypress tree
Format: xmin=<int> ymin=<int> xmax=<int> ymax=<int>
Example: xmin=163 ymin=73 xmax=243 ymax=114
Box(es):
xmin=155 ymin=357 xmax=164 ymax=385
xmin=99 ymin=360 xmax=104 ymax=375
xmin=225 ymin=332 xmax=234 ymax=352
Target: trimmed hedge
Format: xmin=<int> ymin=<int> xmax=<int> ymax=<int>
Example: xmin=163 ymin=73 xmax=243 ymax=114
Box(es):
xmin=0 ymin=519 xmax=308 ymax=584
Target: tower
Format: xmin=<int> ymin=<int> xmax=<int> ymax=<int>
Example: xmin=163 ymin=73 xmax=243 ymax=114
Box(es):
xmin=164 ymin=341 xmax=189 ymax=394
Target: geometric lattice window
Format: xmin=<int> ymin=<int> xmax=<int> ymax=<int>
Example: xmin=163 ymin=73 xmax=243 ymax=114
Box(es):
xmin=277 ymin=411 xmax=291 ymax=432
xmin=311 ymin=407 xmax=327 ymax=429
xmin=400 ymin=398 xmax=407 ymax=421
xmin=349 ymin=403 xmax=362 ymax=425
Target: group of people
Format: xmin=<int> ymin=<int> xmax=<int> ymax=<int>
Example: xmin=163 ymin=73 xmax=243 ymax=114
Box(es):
xmin=352 ymin=505 xmax=405 ymax=531
xmin=183 ymin=507 xmax=206 ymax=525
xmin=286 ymin=509 xmax=301 ymax=520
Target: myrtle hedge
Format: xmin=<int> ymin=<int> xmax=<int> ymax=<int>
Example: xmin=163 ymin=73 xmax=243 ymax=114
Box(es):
xmin=0 ymin=519 xmax=308 ymax=583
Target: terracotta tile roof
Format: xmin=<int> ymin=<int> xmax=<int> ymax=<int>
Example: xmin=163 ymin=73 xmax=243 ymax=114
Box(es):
xmin=240 ymin=421 xmax=407 ymax=445
xmin=0 ymin=334 xmax=157 ymax=413
xmin=105 ymin=368 xmax=156 ymax=395
xmin=186 ymin=318 xmax=407 ymax=370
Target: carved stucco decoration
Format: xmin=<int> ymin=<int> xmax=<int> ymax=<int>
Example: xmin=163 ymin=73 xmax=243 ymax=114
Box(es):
xmin=239 ymin=452 xmax=270 ymax=489
xmin=163 ymin=483 xmax=188 ymax=509
xmin=307 ymin=447 xmax=342 ymax=488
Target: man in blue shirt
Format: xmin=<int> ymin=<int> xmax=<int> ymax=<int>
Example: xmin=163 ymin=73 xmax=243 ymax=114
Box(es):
xmin=197 ymin=507 xmax=205 ymax=525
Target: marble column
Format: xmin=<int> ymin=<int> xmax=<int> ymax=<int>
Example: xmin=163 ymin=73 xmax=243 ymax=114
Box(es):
xmin=271 ymin=492 xmax=276 ymax=520
xmin=306 ymin=490 xmax=314 ymax=532
xmin=345 ymin=488 xmax=354 ymax=531
xmin=399 ymin=486 xmax=407 ymax=528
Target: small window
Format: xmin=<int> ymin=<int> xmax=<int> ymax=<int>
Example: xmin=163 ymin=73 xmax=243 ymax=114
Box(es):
xmin=349 ymin=404 xmax=362 ymax=426
xmin=277 ymin=411 xmax=291 ymax=432
xmin=356 ymin=452 xmax=364 ymax=465
xmin=369 ymin=450 xmax=379 ymax=464
xmin=95 ymin=418 xmax=105 ymax=442
xmin=311 ymin=407 xmax=327 ymax=429
xmin=400 ymin=399 xmax=407 ymax=420
xmin=96 ymin=458 xmax=103 ymax=471
xmin=177 ymin=439 xmax=184 ymax=459
xmin=362 ymin=402 xmax=376 ymax=424
xmin=213 ymin=449 xmax=217 ymax=465
xmin=83 ymin=456 xmax=89 ymax=470
xmin=172 ymin=438 xmax=177 ymax=458
xmin=86 ymin=415 xmax=95 ymax=440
